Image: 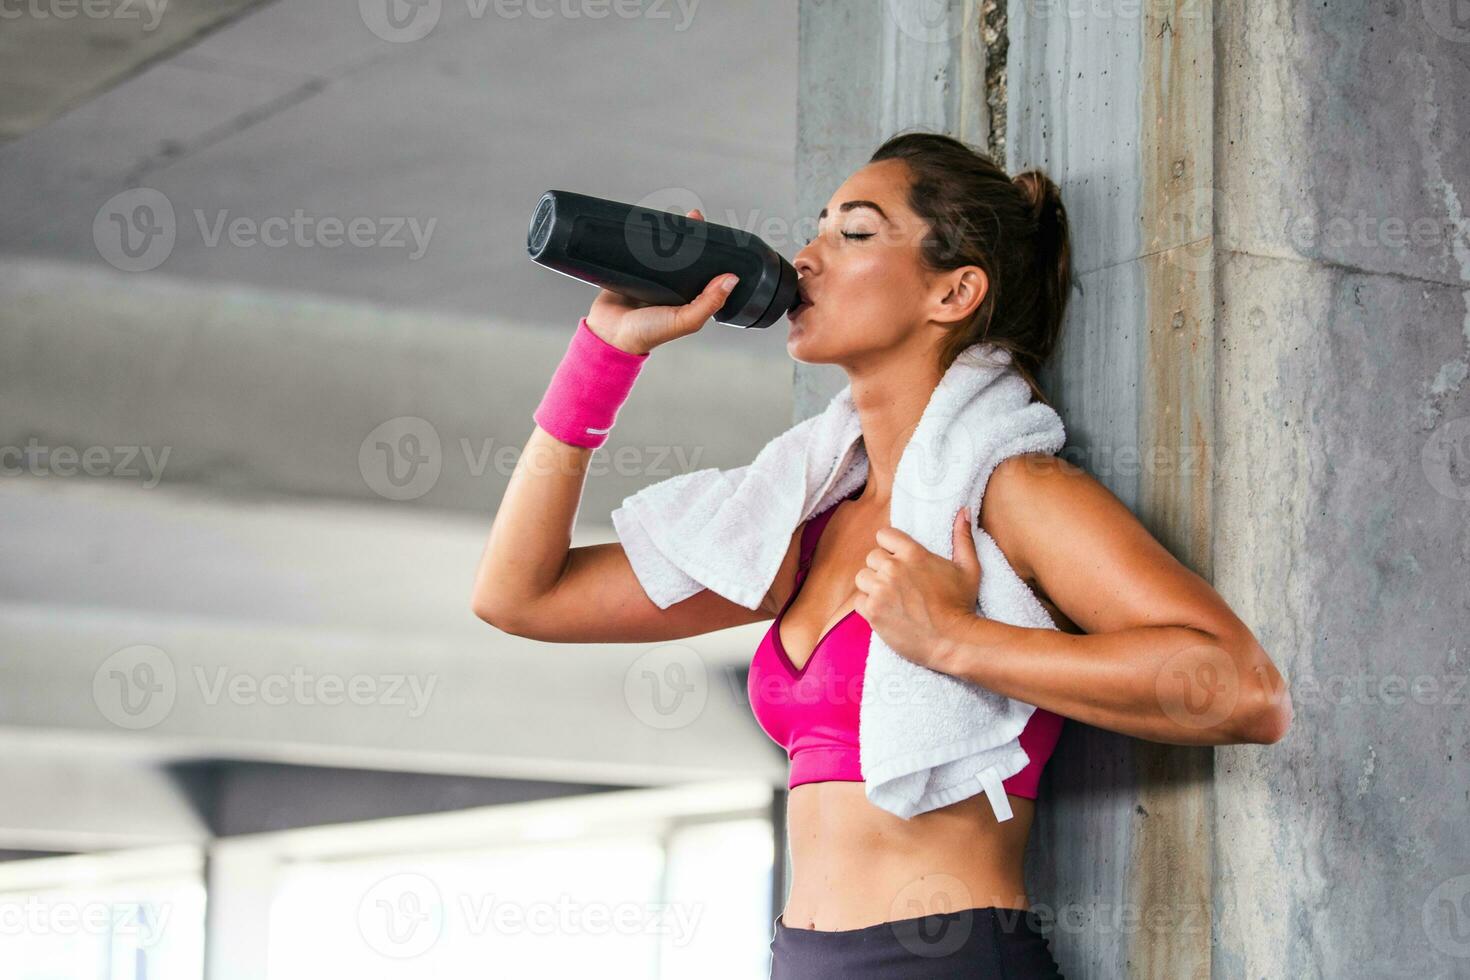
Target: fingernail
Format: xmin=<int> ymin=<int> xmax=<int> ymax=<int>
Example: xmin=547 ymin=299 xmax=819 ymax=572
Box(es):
xmin=720 ymin=275 xmax=739 ymax=292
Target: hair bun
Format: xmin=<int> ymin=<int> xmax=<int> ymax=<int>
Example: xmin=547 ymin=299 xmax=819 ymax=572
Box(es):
xmin=1011 ymin=169 xmax=1062 ymax=224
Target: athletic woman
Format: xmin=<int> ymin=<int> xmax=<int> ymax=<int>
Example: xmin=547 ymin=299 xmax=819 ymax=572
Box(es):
xmin=472 ymin=131 xmax=1292 ymax=978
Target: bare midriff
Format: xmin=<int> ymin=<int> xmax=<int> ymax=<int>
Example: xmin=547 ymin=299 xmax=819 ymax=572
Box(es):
xmin=780 ymin=781 xmax=1035 ymax=931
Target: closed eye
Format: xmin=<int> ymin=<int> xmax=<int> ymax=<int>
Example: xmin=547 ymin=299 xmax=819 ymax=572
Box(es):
xmin=799 ymin=231 xmax=877 ymax=246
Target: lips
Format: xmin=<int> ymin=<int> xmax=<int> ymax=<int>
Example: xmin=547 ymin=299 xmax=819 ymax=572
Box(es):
xmin=789 ymin=282 xmax=813 ymax=319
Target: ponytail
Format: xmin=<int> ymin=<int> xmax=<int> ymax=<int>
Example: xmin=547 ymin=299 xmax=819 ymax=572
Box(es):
xmin=1010 ymin=169 xmax=1073 ymax=401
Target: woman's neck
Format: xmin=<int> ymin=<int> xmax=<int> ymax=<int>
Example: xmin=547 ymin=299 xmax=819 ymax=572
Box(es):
xmin=845 ymin=352 xmax=944 ymax=509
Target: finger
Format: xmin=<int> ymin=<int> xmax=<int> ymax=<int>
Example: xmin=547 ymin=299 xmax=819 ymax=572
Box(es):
xmin=874 ymin=526 xmax=919 ymax=557
xmin=951 ymin=508 xmax=981 ymax=572
xmin=672 ymin=273 xmax=739 ymax=334
xmin=687 ymin=208 xmax=705 ymax=221
xmin=865 ymin=548 xmax=893 ymax=573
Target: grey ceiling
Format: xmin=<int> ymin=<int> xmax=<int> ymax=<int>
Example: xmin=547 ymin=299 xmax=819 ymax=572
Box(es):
xmin=0 ymin=0 xmax=801 ymax=358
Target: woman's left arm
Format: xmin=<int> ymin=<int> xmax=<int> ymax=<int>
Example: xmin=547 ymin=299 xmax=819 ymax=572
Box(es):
xmin=858 ymin=453 xmax=1293 ymax=747
xmin=955 ymin=453 xmax=1291 ymax=746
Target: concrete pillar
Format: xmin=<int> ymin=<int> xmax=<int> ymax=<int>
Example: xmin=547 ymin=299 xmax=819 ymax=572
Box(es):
xmin=1010 ymin=2 xmax=1216 ymax=977
xmin=1211 ymin=4 xmax=1470 ymax=978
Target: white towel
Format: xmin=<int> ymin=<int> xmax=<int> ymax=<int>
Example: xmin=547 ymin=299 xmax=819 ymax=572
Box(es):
xmin=610 ymin=342 xmax=1066 ymax=821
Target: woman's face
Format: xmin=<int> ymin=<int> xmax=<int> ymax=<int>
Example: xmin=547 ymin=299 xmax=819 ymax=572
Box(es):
xmin=787 ymin=159 xmax=978 ymax=367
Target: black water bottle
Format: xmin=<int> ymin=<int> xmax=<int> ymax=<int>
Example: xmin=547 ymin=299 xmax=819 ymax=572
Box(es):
xmin=526 ymin=190 xmax=800 ymax=330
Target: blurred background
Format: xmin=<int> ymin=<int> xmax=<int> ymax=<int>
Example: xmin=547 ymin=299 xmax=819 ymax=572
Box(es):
xmin=3 ymin=1 xmax=1470 ymax=978
xmin=1 ymin=1 xmax=798 ymax=976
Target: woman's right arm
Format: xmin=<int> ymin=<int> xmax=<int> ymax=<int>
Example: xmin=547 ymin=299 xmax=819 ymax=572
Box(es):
xmin=470 ymin=424 xmax=788 ymax=643
xmin=470 ymin=209 xmax=791 ymax=643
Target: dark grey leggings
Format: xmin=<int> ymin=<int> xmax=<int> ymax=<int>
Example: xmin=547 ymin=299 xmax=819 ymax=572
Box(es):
xmin=769 ymin=906 xmax=1064 ymax=979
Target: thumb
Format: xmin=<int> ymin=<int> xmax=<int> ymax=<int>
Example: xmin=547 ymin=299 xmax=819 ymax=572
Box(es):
xmin=952 ymin=507 xmax=980 ymax=573
xmin=672 ymin=273 xmax=739 ymax=334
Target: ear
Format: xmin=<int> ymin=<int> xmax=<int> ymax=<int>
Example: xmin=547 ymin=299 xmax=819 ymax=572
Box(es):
xmin=931 ymin=265 xmax=989 ymax=326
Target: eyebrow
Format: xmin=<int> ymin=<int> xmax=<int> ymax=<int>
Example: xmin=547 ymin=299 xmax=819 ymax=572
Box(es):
xmin=817 ymin=200 xmax=891 ymax=223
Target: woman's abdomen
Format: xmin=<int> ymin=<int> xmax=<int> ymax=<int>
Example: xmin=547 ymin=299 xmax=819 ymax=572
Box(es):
xmin=780 ymin=781 xmax=1037 ymax=931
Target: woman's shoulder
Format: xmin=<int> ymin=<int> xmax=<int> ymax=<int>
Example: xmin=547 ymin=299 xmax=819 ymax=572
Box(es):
xmin=978 ymin=452 xmax=1083 ymax=578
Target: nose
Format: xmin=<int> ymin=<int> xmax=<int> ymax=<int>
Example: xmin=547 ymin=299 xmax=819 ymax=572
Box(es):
xmin=794 ymin=242 xmax=816 ymax=278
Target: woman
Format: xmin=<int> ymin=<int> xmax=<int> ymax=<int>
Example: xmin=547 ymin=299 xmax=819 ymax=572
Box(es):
xmin=472 ymin=131 xmax=1293 ymax=977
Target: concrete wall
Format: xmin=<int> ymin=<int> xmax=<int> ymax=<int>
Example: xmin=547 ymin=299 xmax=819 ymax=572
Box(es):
xmin=1010 ymin=2 xmax=1216 ymax=977
xmin=1211 ymin=4 xmax=1470 ymax=978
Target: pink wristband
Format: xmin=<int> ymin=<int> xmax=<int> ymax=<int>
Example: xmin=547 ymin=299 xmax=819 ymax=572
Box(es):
xmin=533 ymin=316 xmax=649 ymax=449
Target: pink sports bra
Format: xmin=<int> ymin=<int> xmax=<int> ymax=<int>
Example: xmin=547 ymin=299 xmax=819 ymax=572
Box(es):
xmin=747 ymin=485 xmax=1064 ymax=797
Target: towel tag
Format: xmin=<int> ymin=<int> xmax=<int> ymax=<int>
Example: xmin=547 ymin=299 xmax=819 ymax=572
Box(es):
xmin=979 ymin=768 xmax=1014 ymax=823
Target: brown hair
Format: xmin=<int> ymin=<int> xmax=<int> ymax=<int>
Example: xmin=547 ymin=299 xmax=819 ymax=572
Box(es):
xmin=868 ymin=130 xmax=1072 ymax=404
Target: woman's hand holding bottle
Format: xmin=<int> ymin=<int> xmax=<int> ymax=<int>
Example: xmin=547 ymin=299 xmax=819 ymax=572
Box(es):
xmin=584 ymin=208 xmax=740 ymax=356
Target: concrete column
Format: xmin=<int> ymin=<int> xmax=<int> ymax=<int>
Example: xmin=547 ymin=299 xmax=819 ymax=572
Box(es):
xmin=795 ymin=0 xmax=1216 ymax=975
xmin=1211 ymin=5 xmax=1470 ymax=978
xmin=1010 ymin=2 xmax=1216 ymax=977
